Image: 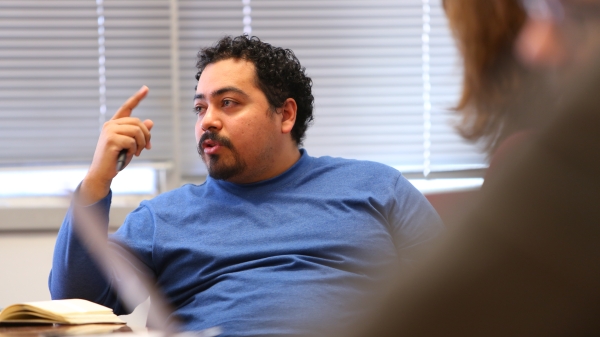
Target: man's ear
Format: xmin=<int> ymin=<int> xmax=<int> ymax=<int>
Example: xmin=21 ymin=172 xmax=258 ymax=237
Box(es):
xmin=279 ymin=98 xmax=297 ymax=134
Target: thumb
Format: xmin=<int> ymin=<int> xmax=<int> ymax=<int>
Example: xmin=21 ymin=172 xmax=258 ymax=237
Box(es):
xmin=143 ymin=119 xmax=154 ymax=130
xmin=143 ymin=119 xmax=154 ymax=149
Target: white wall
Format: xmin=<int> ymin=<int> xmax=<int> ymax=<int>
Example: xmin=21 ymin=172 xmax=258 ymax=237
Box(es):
xmin=0 ymin=233 xmax=55 ymax=307
xmin=0 ymin=232 xmax=148 ymax=327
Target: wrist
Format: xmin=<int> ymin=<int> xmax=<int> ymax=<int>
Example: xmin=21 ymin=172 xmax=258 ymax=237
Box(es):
xmin=79 ymin=176 xmax=112 ymax=205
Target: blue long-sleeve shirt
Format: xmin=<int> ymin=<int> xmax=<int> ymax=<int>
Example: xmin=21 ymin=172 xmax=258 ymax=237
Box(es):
xmin=50 ymin=150 xmax=442 ymax=336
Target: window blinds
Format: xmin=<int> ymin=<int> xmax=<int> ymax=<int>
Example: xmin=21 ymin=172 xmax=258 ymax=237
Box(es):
xmin=178 ymin=0 xmax=485 ymax=177
xmin=0 ymin=1 xmax=99 ymax=166
xmin=103 ymin=0 xmax=174 ymax=163
xmin=252 ymin=0 xmax=433 ymax=174
xmin=0 ymin=0 xmax=485 ymax=182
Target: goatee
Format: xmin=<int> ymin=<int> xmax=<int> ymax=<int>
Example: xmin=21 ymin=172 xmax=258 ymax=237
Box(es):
xmin=197 ymin=131 xmax=247 ymax=181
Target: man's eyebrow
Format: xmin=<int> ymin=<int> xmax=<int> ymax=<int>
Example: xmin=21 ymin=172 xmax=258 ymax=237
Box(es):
xmin=193 ymin=86 xmax=249 ymax=101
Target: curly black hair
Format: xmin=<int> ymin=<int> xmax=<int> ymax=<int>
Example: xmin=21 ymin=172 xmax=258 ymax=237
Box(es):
xmin=196 ymin=35 xmax=314 ymax=145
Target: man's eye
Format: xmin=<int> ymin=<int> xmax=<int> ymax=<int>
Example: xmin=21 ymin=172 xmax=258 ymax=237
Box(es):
xmin=193 ymin=106 xmax=205 ymax=115
xmin=223 ymin=99 xmax=236 ymax=107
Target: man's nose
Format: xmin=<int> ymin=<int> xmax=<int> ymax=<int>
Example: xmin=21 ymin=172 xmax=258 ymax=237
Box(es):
xmin=200 ymin=106 xmax=223 ymax=132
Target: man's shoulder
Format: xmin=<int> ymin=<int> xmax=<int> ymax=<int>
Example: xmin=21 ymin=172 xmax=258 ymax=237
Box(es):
xmin=301 ymin=154 xmax=410 ymax=193
xmin=140 ymin=183 xmax=205 ymax=208
xmin=308 ymin=154 xmax=402 ymax=178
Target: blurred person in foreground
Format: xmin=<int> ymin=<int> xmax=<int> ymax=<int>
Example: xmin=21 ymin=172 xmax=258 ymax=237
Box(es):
xmin=48 ymin=35 xmax=442 ymax=336
xmin=445 ymin=0 xmax=561 ymax=171
xmin=339 ymin=0 xmax=600 ymax=336
xmin=447 ymin=0 xmax=600 ymax=168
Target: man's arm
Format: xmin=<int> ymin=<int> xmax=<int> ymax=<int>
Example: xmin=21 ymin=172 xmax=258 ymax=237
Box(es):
xmin=389 ymin=175 xmax=444 ymax=264
xmin=48 ymin=191 xmax=130 ymax=311
xmin=49 ymin=86 xmax=154 ymax=315
xmin=49 ymin=190 xmax=157 ymax=316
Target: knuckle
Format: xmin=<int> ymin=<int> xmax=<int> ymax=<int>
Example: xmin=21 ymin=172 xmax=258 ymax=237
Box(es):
xmin=106 ymin=134 xmax=119 ymax=144
xmin=127 ymin=137 xmax=137 ymax=147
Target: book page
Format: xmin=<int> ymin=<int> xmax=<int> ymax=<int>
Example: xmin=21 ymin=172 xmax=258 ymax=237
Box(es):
xmin=0 ymin=299 xmax=124 ymax=324
xmin=23 ymin=299 xmax=113 ymax=315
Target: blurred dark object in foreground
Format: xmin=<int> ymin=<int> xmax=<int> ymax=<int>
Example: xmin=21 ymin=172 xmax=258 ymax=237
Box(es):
xmin=344 ymin=53 xmax=600 ymax=337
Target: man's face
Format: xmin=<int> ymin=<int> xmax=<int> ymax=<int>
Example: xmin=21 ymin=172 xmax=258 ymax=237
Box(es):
xmin=194 ymin=58 xmax=282 ymax=183
xmin=517 ymin=0 xmax=600 ymax=74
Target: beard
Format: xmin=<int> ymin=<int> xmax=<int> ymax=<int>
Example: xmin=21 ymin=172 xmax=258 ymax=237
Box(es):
xmin=197 ymin=131 xmax=247 ymax=181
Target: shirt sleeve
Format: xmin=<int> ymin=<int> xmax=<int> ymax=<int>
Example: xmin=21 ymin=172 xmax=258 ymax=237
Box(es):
xmin=48 ymin=189 xmax=155 ymax=315
xmin=389 ymin=174 xmax=444 ymax=264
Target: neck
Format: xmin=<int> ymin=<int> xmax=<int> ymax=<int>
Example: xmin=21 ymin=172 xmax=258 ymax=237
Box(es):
xmin=226 ymin=143 xmax=301 ymax=185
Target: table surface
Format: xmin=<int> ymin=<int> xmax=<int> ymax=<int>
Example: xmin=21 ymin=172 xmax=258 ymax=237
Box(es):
xmin=0 ymin=323 xmax=133 ymax=337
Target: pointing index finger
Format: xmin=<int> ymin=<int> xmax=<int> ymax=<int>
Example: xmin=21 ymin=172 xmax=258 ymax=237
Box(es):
xmin=111 ymin=85 xmax=149 ymax=120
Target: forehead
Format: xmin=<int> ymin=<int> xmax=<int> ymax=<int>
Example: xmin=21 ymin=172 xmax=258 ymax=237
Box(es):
xmin=196 ymin=58 xmax=257 ymax=94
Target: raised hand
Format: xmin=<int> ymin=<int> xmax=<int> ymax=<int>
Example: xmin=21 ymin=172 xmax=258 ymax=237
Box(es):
xmin=79 ymin=86 xmax=154 ymax=204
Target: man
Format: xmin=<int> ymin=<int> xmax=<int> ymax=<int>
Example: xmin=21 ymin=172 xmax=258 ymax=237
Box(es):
xmin=49 ymin=35 xmax=442 ymax=336
xmin=342 ymin=1 xmax=600 ymax=336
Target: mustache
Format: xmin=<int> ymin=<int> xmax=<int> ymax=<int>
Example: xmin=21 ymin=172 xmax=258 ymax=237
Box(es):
xmin=198 ymin=131 xmax=234 ymax=153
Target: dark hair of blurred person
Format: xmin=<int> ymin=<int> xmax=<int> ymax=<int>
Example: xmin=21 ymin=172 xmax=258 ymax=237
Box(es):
xmin=443 ymin=0 xmax=539 ymax=157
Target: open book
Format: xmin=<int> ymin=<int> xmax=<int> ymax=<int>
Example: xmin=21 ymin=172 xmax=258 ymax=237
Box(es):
xmin=0 ymin=299 xmax=125 ymax=325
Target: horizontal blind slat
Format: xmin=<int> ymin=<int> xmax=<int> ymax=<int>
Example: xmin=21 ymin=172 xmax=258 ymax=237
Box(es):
xmin=0 ymin=0 xmax=99 ymax=166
